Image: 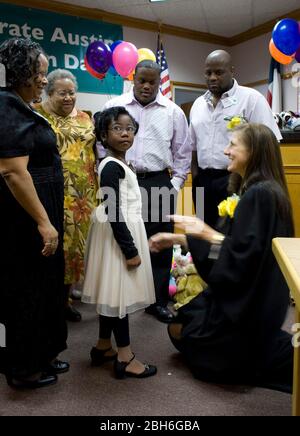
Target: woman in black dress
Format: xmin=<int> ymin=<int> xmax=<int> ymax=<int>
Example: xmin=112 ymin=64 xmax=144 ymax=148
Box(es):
xmin=0 ymin=38 xmax=68 ymax=388
xmin=150 ymin=123 xmax=294 ymax=392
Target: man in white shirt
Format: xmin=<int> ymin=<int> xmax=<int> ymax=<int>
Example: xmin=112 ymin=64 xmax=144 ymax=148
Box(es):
xmin=103 ymin=60 xmax=191 ymax=323
xmin=191 ymin=49 xmax=281 ymax=227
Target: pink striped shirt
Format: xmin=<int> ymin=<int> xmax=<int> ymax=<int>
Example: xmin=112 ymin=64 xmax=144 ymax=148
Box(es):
xmin=103 ymin=90 xmax=191 ymax=189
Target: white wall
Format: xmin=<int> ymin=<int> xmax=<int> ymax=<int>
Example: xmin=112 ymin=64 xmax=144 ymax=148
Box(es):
xmin=232 ymin=33 xmax=298 ymax=111
xmin=76 ymin=92 xmax=107 ymax=114
xmin=76 ymin=26 xmax=297 ymax=114
xmin=231 ymin=34 xmax=270 ymax=86
xmin=283 ymin=77 xmax=299 ymax=112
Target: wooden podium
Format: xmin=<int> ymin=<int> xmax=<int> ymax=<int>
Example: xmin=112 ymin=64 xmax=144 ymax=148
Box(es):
xmin=281 ymin=132 xmax=300 ymax=237
xmin=272 ymin=237 xmax=300 ymax=416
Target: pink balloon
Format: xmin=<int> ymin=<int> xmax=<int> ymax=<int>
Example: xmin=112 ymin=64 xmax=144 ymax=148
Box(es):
xmin=112 ymin=42 xmax=138 ymax=78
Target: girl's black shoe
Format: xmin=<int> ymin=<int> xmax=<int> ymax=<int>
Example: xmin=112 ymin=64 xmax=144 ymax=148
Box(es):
xmin=114 ymin=353 xmax=157 ymax=379
xmin=90 ymin=347 xmax=117 ymax=366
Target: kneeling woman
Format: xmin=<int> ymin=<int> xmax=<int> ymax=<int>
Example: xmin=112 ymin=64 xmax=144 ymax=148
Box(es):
xmin=150 ymin=123 xmax=294 ymax=392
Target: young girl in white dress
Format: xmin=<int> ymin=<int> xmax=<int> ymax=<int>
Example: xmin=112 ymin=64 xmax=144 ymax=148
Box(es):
xmin=82 ymin=106 xmax=157 ymax=379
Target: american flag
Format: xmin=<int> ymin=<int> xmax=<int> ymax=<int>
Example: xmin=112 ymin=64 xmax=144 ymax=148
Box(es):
xmin=156 ymin=37 xmax=172 ymax=100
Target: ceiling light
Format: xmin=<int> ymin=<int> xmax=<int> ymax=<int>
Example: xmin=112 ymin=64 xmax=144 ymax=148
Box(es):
xmin=149 ymin=1 xmax=168 ymax=3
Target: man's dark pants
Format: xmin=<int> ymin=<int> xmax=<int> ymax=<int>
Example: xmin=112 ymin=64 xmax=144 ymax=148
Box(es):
xmin=192 ymin=168 xmax=229 ymax=228
xmin=137 ymin=170 xmax=176 ymax=307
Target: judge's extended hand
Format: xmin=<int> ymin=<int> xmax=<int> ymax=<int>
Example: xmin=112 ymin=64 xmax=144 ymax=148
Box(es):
xmin=149 ymin=233 xmax=187 ymax=253
xmin=169 ymin=215 xmax=224 ymax=244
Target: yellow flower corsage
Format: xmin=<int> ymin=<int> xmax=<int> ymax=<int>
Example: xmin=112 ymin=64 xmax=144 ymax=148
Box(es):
xmin=224 ymin=115 xmax=247 ymax=130
xmin=218 ymin=194 xmax=240 ymax=218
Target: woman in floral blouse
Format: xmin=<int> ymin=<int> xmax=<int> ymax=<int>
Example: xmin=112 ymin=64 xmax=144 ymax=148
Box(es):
xmin=36 ymin=69 xmax=98 ymax=321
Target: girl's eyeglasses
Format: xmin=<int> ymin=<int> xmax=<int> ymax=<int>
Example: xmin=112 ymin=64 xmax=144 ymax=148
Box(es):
xmin=108 ymin=126 xmax=136 ymax=134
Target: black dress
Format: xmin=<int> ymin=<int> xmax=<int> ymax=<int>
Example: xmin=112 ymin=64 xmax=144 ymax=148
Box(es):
xmin=174 ymin=181 xmax=294 ymax=386
xmin=0 ymin=89 xmax=67 ymax=378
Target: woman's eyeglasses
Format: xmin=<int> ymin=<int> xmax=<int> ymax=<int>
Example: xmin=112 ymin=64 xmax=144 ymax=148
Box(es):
xmin=108 ymin=126 xmax=136 ymax=134
xmin=55 ymin=91 xmax=76 ymax=97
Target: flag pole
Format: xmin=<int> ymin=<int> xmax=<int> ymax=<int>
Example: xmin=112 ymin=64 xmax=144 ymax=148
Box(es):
xmin=158 ymin=20 xmax=162 ymax=68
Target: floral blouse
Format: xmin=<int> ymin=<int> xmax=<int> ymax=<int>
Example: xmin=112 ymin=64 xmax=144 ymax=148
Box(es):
xmin=36 ymin=105 xmax=98 ymax=285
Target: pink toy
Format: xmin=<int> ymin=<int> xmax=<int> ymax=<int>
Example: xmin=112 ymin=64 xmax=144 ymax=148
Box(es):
xmin=169 ymin=276 xmax=177 ymax=298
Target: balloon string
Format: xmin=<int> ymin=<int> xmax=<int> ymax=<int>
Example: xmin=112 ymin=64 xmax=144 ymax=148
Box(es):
xmin=101 ymin=72 xmax=117 ymax=101
xmin=297 ymin=76 xmax=300 ymax=114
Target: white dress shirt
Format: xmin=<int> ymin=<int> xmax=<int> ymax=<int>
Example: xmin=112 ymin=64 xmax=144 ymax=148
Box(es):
xmin=190 ymin=79 xmax=282 ymax=170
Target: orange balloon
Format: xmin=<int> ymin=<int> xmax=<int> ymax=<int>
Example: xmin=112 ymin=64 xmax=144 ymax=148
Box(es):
xmin=126 ymin=72 xmax=134 ymax=81
xmin=269 ymin=39 xmax=294 ymax=65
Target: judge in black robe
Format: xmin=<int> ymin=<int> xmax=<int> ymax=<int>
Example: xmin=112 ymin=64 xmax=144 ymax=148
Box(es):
xmin=150 ymin=123 xmax=294 ymax=392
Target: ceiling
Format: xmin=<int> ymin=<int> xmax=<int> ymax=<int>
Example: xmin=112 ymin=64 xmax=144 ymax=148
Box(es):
xmin=52 ymin=0 xmax=300 ymax=38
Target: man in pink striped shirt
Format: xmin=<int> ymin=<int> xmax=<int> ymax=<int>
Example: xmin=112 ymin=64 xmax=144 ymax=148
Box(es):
xmin=103 ymin=60 xmax=191 ymax=323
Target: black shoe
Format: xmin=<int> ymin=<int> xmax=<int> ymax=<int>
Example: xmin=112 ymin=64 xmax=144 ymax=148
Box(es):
xmin=114 ymin=353 xmax=157 ymax=379
xmin=6 ymin=373 xmax=58 ymax=389
xmin=90 ymin=347 xmax=117 ymax=366
xmin=65 ymin=304 xmax=82 ymax=322
xmin=145 ymin=305 xmax=175 ymax=323
xmin=47 ymin=359 xmax=70 ymax=374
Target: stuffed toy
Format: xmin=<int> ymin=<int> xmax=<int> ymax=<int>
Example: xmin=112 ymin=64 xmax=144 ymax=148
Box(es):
xmin=280 ymin=110 xmax=294 ymax=127
xmin=170 ymin=246 xmax=207 ymax=310
xmin=274 ymin=111 xmax=300 ymax=131
xmin=290 ymin=117 xmax=300 ymax=131
xmin=273 ymin=112 xmax=283 ymax=129
xmin=169 ymin=275 xmax=177 ymax=298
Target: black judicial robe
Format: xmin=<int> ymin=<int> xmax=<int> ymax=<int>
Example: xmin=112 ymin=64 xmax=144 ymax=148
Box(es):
xmin=0 ymin=89 xmax=67 ymax=378
xmin=176 ymin=181 xmax=293 ymax=383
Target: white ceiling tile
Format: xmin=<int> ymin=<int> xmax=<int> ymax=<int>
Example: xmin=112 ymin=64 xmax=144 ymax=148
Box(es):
xmin=253 ymin=0 xmax=300 ymax=26
xmin=51 ymin=0 xmax=300 ymax=38
xmin=201 ymin=0 xmax=252 ymax=16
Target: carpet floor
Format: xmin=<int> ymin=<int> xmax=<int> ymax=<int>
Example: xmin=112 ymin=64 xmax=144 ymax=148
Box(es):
xmin=0 ymin=302 xmax=294 ymax=416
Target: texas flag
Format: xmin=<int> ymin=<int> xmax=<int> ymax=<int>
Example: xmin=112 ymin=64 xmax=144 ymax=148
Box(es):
xmin=267 ymin=58 xmax=282 ymax=113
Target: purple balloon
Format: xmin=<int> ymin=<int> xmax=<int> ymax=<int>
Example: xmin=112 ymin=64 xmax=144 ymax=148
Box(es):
xmin=295 ymin=45 xmax=300 ymax=63
xmin=86 ymin=41 xmax=112 ymax=74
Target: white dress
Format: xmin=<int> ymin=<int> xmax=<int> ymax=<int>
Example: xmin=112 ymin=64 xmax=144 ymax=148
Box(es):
xmin=82 ymin=157 xmax=156 ymax=318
